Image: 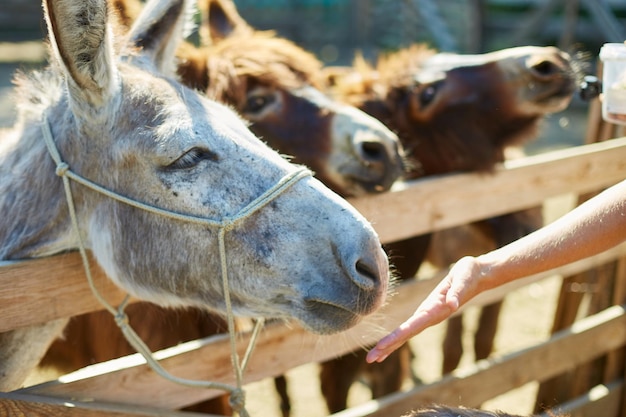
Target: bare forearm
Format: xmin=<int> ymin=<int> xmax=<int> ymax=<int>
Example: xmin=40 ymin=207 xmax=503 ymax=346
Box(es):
xmin=478 ymin=179 xmax=626 ymax=290
xmin=366 ymin=180 xmax=626 ymax=364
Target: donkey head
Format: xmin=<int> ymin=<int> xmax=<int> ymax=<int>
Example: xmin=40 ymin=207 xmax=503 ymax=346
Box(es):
xmin=3 ymin=0 xmax=389 ymax=335
xmin=388 ymin=46 xmax=577 ymax=177
xmin=330 ymin=45 xmax=577 ymax=178
xmin=174 ymin=0 xmax=404 ymax=197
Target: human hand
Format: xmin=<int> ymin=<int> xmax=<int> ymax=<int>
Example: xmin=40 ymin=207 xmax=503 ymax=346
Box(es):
xmin=366 ymin=256 xmax=485 ymax=363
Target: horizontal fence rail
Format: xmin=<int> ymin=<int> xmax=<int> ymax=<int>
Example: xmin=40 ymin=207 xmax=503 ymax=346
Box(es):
xmin=347 ymin=136 xmax=626 ymax=243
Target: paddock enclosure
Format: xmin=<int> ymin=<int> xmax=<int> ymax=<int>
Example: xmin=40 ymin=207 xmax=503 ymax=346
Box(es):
xmin=3 ymin=2 xmax=626 ymax=417
xmin=0 ymin=92 xmax=624 ymax=417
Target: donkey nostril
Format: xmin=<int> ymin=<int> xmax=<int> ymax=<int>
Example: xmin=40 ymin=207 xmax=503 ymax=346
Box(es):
xmin=531 ymin=60 xmax=558 ymax=77
xmin=360 ymin=141 xmax=385 ymax=161
xmin=355 ymin=259 xmax=379 ymax=285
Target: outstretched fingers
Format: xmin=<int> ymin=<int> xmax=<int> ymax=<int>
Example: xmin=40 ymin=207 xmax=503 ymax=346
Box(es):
xmin=366 ymin=256 xmax=486 ymax=363
xmin=366 ymin=275 xmax=459 ymax=363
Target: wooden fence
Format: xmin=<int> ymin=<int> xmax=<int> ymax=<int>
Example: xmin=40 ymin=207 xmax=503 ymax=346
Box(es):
xmin=2 ymin=121 xmax=626 ymax=416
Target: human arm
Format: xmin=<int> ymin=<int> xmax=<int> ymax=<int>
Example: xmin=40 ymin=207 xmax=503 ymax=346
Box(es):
xmin=367 ymin=179 xmax=626 ymax=363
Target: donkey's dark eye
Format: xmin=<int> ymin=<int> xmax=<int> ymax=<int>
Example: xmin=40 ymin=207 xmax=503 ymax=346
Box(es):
xmin=168 ymin=147 xmax=217 ymax=170
xmin=243 ymin=93 xmax=275 ymax=114
xmin=418 ymin=83 xmax=438 ymax=107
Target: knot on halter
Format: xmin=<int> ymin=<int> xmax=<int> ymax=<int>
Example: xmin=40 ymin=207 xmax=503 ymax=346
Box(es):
xmin=114 ymin=311 xmax=130 ymax=328
xmin=221 ymin=218 xmax=237 ymax=233
xmin=229 ymin=388 xmax=248 ymax=417
xmin=55 ymin=162 xmax=70 ymax=177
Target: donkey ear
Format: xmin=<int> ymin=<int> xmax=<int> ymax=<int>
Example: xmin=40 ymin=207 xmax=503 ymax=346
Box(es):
xmin=127 ymin=0 xmax=195 ymax=76
xmin=200 ymin=0 xmax=252 ymax=44
xmin=44 ymin=0 xmax=119 ymax=108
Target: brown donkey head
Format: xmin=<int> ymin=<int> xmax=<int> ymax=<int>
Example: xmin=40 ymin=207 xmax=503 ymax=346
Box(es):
xmin=171 ymin=0 xmax=406 ymax=197
xmin=327 ymin=44 xmax=578 ymax=178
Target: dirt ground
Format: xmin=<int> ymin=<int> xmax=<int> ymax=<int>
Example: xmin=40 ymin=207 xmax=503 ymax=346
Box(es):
xmin=2 ymin=40 xmax=592 ymax=416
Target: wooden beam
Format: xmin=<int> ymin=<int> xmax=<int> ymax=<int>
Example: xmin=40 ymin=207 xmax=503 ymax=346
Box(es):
xmin=0 ymin=253 xmax=128 ymax=332
xmin=540 ymin=380 xmax=623 ymax=417
xmin=348 ymin=137 xmax=626 ymax=243
xmin=0 ymin=392 xmax=215 ymax=417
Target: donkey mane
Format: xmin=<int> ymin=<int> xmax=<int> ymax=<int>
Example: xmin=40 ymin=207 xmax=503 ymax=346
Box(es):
xmin=177 ymin=32 xmax=323 ymax=105
xmin=10 ymin=69 xmax=63 ymax=127
xmin=0 ymin=67 xmax=79 ymax=260
xmin=374 ymin=44 xmax=438 ymax=89
xmin=329 ymin=44 xmax=437 ymax=106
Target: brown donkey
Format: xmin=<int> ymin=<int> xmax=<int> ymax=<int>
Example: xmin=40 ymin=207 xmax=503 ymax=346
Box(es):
xmin=317 ymin=44 xmax=579 ymax=412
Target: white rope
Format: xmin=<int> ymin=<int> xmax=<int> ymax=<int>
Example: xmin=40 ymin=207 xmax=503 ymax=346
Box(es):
xmin=41 ymin=115 xmax=311 ymax=416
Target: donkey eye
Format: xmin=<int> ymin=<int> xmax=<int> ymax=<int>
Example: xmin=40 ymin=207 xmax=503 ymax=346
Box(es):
xmin=243 ymin=93 xmax=276 ymax=114
xmin=168 ymin=147 xmax=217 ymax=170
xmin=418 ymin=83 xmax=439 ymax=107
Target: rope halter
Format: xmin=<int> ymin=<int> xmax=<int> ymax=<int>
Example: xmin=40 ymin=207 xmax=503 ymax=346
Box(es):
xmin=41 ymin=115 xmax=312 ymax=416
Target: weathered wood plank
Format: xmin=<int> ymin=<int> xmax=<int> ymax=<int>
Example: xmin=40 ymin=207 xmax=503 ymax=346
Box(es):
xmin=348 ymin=137 xmax=626 ymax=243
xmin=330 ymin=305 xmax=626 ymax=417
xmin=0 ymin=253 xmax=128 ymax=332
xmin=19 ymin=242 xmax=626 ymax=410
xmin=0 ymin=392 xmax=214 ymax=417
xmin=541 ymin=380 xmax=623 ymax=417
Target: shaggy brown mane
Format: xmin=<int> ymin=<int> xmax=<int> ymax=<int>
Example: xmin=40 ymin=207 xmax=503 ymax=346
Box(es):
xmin=111 ymin=0 xmax=324 ymax=108
xmin=322 ymin=55 xmax=380 ymax=106
xmin=326 ymin=44 xmax=437 ymax=107
xmin=375 ymin=44 xmax=438 ymax=88
xmin=177 ymin=32 xmax=323 ymax=107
